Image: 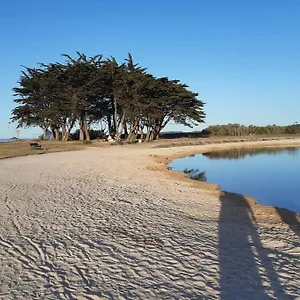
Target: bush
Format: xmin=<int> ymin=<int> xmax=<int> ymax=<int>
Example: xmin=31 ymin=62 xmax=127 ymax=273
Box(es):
xmin=70 ymin=129 xmax=106 ymax=140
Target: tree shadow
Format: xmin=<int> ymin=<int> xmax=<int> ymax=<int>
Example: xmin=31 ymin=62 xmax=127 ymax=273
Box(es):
xmin=274 ymin=207 xmax=300 ymax=237
xmin=218 ymin=192 xmax=287 ymax=299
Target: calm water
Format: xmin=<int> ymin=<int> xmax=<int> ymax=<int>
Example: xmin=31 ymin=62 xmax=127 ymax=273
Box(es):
xmin=169 ymin=147 xmax=300 ymax=213
xmin=0 ymin=139 xmax=26 ymax=143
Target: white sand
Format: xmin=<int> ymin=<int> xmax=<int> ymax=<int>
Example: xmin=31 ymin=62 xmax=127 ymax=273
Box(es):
xmin=0 ymin=139 xmax=299 ymax=299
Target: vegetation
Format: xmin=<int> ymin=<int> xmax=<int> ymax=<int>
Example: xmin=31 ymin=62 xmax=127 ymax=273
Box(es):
xmin=11 ymin=52 xmax=205 ymax=142
xmin=207 ymin=124 xmax=300 ymax=136
xmin=0 ymin=141 xmax=88 ymax=160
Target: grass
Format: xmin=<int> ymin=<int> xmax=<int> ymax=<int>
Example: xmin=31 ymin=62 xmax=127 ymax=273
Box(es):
xmin=0 ymin=140 xmax=91 ymax=159
xmin=152 ymin=135 xmax=300 ymax=148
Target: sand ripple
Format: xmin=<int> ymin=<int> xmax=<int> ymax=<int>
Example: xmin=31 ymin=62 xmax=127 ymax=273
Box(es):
xmin=0 ymin=143 xmax=299 ymax=299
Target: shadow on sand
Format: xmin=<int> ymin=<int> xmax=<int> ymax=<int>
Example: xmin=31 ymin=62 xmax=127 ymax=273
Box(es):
xmin=218 ymin=192 xmax=290 ymax=300
xmin=275 ymin=207 xmax=300 ymax=238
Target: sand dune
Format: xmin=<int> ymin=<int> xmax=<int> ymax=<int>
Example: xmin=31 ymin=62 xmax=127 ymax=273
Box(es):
xmin=0 ymin=139 xmax=299 ymax=299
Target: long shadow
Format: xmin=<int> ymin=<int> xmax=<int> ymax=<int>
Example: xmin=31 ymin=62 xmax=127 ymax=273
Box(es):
xmin=275 ymin=207 xmax=300 ymax=237
xmin=219 ymin=192 xmax=287 ymax=299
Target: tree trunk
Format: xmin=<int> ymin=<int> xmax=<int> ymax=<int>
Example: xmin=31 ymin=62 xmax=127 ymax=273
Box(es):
xmin=63 ymin=118 xmax=75 ymax=141
xmin=149 ymin=130 xmax=154 ymax=141
xmin=50 ymin=125 xmax=55 ymax=140
xmin=127 ymin=132 xmax=136 ymax=141
xmin=145 ymin=128 xmax=152 ymax=142
xmin=64 ymin=131 xmax=69 ymax=141
xmin=139 ymin=127 xmax=144 ymax=141
xmin=127 ymin=120 xmax=139 ymax=141
xmin=50 ymin=132 xmax=55 ymax=141
xmin=42 ymin=127 xmax=47 ymax=141
xmin=79 ymin=118 xmax=85 ymax=141
xmin=62 ymin=127 xmax=67 ymax=141
xmin=83 ymin=120 xmax=90 ymax=141
xmin=107 ymin=114 xmax=113 ymax=135
xmin=119 ymin=110 xmax=126 ymax=138
xmin=79 ymin=128 xmax=84 ymax=141
xmin=113 ymin=96 xmax=119 ymax=140
xmin=152 ymin=128 xmax=159 ymax=140
xmin=54 ymin=128 xmax=60 ymax=140
xmin=123 ymin=122 xmax=128 ymax=136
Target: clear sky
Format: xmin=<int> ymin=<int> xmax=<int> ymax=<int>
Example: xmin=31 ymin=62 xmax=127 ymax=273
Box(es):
xmin=0 ymin=0 xmax=299 ymax=138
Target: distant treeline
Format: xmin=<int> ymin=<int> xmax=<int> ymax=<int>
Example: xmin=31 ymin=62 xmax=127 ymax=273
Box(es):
xmin=159 ymin=123 xmax=300 ymax=139
xmin=11 ymin=52 xmax=205 ymax=142
xmin=206 ymin=124 xmax=300 ymax=136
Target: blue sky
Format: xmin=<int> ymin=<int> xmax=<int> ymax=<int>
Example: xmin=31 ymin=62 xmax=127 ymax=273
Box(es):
xmin=0 ymin=0 xmax=299 ymax=138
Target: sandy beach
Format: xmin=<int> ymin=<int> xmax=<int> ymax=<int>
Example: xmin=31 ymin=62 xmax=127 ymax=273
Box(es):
xmin=0 ymin=139 xmax=300 ymax=299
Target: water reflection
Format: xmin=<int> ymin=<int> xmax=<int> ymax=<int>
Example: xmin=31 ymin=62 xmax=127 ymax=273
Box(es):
xmin=203 ymin=147 xmax=300 ymax=160
xmin=169 ymin=147 xmax=300 ymax=213
xmin=183 ymin=169 xmax=207 ymax=181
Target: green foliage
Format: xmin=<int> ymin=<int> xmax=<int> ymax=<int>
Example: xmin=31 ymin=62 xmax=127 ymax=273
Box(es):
xmin=70 ymin=129 xmax=106 ymax=140
xmin=11 ymin=52 xmax=206 ymax=142
xmin=284 ymin=125 xmax=300 ymax=134
xmin=207 ymin=124 xmax=300 ymax=136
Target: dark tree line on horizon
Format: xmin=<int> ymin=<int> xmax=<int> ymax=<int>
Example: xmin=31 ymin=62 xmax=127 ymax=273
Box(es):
xmin=206 ymin=123 xmax=300 ymax=136
xmin=11 ymin=52 xmax=206 ymax=142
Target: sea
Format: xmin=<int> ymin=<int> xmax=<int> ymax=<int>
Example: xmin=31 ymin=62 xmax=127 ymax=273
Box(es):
xmin=0 ymin=139 xmax=28 ymax=143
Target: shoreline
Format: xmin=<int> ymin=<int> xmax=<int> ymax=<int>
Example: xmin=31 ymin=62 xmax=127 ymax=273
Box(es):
xmin=1 ymin=137 xmax=299 ymax=297
xmin=149 ymin=138 xmax=300 ymax=223
xmin=1 ymin=137 xmax=300 ymax=222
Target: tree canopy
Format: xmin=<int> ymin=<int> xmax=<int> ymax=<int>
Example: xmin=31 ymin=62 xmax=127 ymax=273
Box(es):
xmin=11 ymin=52 xmax=206 ymax=142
